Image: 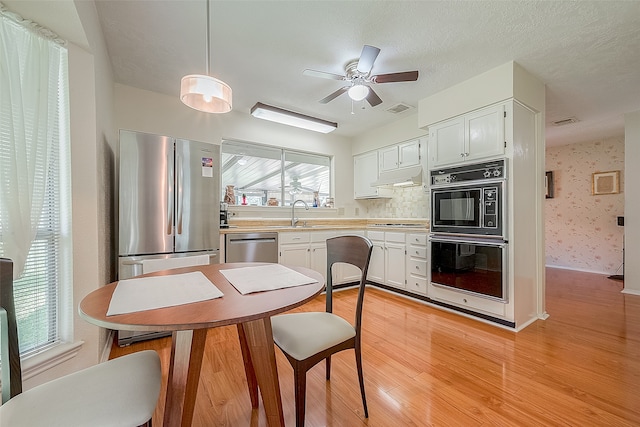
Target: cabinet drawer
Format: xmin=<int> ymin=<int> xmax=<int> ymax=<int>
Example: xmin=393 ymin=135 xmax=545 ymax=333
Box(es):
xmin=279 ymin=232 xmax=310 ymax=244
xmin=407 ymin=258 xmax=428 ymax=277
xmin=385 ymin=232 xmax=405 ymax=243
xmin=428 ymin=283 xmax=507 ymax=318
xmin=408 ymin=246 xmax=427 ymax=259
xmin=367 ymin=230 xmax=385 ymax=241
xmin=407 ymin=275 xmax=427 ymax=295
xmin=407 ymin=233 xmax=427 ymax=246
xmin=310 ymin=230 xmax=337 ymax=243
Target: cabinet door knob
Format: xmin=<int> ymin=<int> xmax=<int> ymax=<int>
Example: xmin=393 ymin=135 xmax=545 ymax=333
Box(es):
xmin=460 ymin=153 xmax=464 ymax=157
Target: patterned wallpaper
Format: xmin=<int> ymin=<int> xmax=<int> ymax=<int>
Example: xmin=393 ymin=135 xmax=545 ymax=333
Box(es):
xmin=357 ymin=185 xmax=429 ymax=219
xmin=545 ymin=137 xmax=625 ymax=274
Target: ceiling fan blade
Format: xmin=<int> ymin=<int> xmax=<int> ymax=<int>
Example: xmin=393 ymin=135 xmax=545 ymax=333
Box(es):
xmin=319 ymin=87 xmax=349 ymax=104
xmin=303 ymin=69 xmax=346 ymax=81
xmin=372 ymin=70 xmax=419 ymax=83
xmin=357 ymin=45 xmax=381 ymax=74
xmin=366 ymin=87 xmax=383 ymax=107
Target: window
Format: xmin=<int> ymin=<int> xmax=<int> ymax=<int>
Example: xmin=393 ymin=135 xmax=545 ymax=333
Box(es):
xmin=0 ymin=8 xmax=72 ymax=357
xmin=222 ymin=140 xmax=331 ymax=207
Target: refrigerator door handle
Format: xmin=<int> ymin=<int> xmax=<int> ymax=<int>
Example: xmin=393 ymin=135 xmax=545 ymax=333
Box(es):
xmin=167 ymin=151 xmax=174 ymax=235
xmin=176 ymin=153 xmax=184 ymax=235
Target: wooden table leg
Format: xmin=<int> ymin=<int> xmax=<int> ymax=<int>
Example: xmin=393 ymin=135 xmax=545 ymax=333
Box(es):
xmin=237 ymin=323 xmax=259 ymax=408
xmin=241 ymin=317 xmax=285 ymax=427
xmin=164 ymin=329 xmax=208 ymax=427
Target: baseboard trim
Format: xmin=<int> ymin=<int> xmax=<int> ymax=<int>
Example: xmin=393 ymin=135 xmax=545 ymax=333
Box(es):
xmin=545 ymin=264 xmax=616 ymax=276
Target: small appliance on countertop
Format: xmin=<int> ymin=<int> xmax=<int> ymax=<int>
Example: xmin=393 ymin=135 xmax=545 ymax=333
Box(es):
xmin=220 ymin=202 xmax=229 ymax=228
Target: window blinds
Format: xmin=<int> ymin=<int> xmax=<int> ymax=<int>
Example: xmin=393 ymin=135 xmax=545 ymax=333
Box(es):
xmin=0 ymin=7 xmax=71 ymax=356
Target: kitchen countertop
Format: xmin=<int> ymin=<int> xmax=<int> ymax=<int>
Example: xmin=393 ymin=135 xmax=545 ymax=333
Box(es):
xmin=220 ymin=218 xmax=429 ymax=234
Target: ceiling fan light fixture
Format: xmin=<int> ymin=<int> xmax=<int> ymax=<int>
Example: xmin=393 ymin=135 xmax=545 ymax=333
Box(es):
xmin=251 ymin=102 xmax=337 ymax=133
xmin=180 ymin=0 xmax=232 ymax=114
xmin=348 ymin=84 xmax=370 ymax=101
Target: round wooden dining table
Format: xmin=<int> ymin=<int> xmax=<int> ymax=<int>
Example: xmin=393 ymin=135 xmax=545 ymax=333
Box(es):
xmin=79 ymin=262 xmax=325 ymax=427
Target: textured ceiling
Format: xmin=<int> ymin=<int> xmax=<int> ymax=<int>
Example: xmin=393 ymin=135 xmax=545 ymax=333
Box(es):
xmin=18 ymin=1 xmax=640 ymax=147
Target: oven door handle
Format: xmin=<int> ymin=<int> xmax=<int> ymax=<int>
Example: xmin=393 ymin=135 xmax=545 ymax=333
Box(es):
xmin=428 ymin=235 xmax=508 ymax=248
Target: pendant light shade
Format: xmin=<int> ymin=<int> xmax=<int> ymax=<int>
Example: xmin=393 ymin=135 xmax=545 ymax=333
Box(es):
xmin=180 ymin=74 xmax=232 ymax=113
xmin=180 ymin=0 xmax=232 ymax=113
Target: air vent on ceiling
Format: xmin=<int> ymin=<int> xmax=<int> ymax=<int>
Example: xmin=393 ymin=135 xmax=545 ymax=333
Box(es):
xmin=552 ymin=117 xmax=579 ymax=126
xmin=386 ymin=103 xmax=413 ymax=114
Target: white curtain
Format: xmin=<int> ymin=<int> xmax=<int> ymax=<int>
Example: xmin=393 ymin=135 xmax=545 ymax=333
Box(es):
xmin=0 ymin=4 xmax=64 ymax=278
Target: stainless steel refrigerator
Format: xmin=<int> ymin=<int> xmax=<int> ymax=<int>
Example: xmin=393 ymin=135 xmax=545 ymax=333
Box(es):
xmin=117 ymin=129 xmax=220 ymax=345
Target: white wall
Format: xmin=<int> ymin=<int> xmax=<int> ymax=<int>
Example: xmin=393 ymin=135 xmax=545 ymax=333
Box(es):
xmin=113 ymin=84 xmax=356 ymax=215
xmin=623 ymin=110 xmax=640 ymax=294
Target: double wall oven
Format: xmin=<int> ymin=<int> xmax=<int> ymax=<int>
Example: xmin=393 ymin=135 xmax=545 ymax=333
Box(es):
xmin=429 ymin=159 xmax=508 ymax=303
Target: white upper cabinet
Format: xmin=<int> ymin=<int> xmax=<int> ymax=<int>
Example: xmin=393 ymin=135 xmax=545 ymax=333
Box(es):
xmin=429 ymin=103 xmax=505 ymax=168
xmin=379 ymin=139 xmax=421 ymax=172
xmin=398 ymin=139 xmax=422 ymax=168
xmin=353 ymin=151 xmax=392 ymax=199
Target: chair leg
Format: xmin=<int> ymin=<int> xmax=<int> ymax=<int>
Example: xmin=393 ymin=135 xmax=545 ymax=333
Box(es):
xmin=325 ymin=355 xmax=331 ymax=380
xmin=294 ymin=364 xmax=307 ymax=427
xmin=355 ymin=347 xmax=368 ymax=418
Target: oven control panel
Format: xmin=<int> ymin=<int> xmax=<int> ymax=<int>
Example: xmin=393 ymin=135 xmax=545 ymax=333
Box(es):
xmin=431 ymin=159 xmax=506 ymax=186
xmin=483 ymin=187 xmax=498 ymax=228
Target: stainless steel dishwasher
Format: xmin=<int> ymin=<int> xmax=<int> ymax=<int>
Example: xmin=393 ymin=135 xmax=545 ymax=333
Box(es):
xmin=225 ymin=232 xmax=279 ymax=262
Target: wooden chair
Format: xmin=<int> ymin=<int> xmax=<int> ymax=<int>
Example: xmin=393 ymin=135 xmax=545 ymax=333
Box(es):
xmin=0 ymin=258 xmax=162 ymax=426
xmin=271 ymin=235 xmax=373 ymax=426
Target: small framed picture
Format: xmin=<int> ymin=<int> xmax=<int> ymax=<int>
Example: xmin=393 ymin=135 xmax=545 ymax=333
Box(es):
xmin=545 ymin=171 xmax=554 ymax=199
xmin=592 ymin=170 xmax=620 ymax=195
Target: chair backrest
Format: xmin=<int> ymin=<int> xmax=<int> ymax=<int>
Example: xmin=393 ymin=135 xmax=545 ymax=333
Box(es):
xmin=325 ymin=235 xmax=373 ymax=332
xmin=0 ymin=258 xmax=22 ymax=403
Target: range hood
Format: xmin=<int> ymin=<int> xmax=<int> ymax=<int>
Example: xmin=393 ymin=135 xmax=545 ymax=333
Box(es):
xmin=372 ymin=165 xmax=423 ymax=187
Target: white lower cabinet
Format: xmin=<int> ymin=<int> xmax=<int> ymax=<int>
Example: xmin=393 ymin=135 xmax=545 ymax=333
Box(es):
xmin=278 ymin=232 xmax=311 ymax=268
xmin=366 ymin=231 xmax=407 ymax=290
xmin=278 ymin=229 xmax=430 ymax=297
xmin=279 ymin=230 xmax=368 ymax=284
xmin=367 ymin=231 xmax=385 ymax=284
xmin=406 ymin=233 xmax=428 ymax=295
xmin=384 ymin=232 xmax=406 ymax=289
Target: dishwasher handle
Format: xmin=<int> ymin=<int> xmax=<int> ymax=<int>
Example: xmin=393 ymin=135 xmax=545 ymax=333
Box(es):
xmin=227 ymin=237 xmax=277 ymax=244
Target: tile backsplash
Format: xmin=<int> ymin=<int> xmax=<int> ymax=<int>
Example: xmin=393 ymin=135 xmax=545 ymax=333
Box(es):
xmin=357 ymin=185 xmax=429 ymax=219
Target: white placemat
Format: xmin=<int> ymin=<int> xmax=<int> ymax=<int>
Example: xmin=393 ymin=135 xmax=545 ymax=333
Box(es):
xmin=220 ymin=264 xmax=319 ymax=295
xmin=107 ymin=271 xmax=223 ymax=316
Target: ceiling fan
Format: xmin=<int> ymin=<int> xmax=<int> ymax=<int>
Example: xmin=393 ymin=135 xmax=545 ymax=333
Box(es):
xmin=282 ymin=177 xmax=316 ymax=195
xmin=303 ymin=45 xmax=419 ymax=107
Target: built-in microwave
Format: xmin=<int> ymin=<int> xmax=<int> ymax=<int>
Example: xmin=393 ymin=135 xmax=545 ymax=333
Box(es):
xmin=430 ymin=159 xmax=506 ymax=238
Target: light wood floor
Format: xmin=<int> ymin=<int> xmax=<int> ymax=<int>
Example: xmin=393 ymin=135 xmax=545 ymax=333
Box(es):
xmin=111 ymin=268 xmax=640 ymax=426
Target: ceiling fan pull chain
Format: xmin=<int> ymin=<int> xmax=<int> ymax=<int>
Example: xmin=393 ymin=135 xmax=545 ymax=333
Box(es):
xmin=351 ymin=99 xmax=355 ymax=115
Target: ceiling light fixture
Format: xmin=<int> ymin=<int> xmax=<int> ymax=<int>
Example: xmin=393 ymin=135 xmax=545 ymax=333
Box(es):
xmin=348 ymin=84 xmax=370 ymax=101
xmin=250 ymin=102 xmax=337 ymax=133
xmin=180 ymin=0 xmax=232 ymax=113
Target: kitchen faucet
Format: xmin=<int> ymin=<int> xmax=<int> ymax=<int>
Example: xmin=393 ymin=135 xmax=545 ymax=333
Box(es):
xmin=291 ymin=199 xmax=309 ymax=227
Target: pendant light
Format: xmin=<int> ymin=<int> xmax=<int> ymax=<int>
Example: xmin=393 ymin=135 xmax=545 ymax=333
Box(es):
xmin=180 ymin=0 xmax=232 ymax=113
